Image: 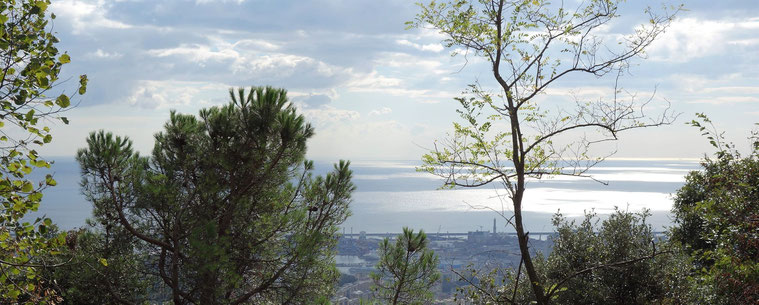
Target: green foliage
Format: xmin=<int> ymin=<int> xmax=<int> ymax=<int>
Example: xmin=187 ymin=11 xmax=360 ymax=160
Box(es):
xmin=455 ymin=210 xmax=690 ymax=305
xmin=44 ymin=227 xmax=154 ymax=305
xmin=75 ymin=86 xmax=353 ymax=304
xmin=545 ymin=210 xmax=689 ymax=304
xmin=0 ymin=0 xmax=87 ymax=303
xmin=371 ymin=227 xmax=440 ymax=305
xmin=671 ymin=116 xmax=759 ymax=304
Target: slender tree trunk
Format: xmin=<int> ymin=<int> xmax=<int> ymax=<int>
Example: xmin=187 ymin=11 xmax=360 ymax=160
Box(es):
xmin=509 ymin=104 xmax=548 ymax=304
xmin=513 ymin=187 xmax=548 ymax=305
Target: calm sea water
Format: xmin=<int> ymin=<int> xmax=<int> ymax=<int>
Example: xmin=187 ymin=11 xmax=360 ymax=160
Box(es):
xmin=27 ymin=158 xmax=701 ymax=233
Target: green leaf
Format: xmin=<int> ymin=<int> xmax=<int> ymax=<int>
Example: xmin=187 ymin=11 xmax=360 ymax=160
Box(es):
xmin=28 ymin=192 xmax=43 ymax=202
xmin=45 ymin=175 xmax=57 ymax=186
xmin=36 ymin=1 xmax=49 ymax=11
xmin=59 ymin=53 xmax=71 ymax=64
xmin=21 ymin=181 xmax=34 ymax=192
xmin=99 ymin=258 xmax=108 ymax=267
xmin=55 ymin=94 xmax=70 ymax=108
xmin=38 ymin=75 xmax=49 ymax=87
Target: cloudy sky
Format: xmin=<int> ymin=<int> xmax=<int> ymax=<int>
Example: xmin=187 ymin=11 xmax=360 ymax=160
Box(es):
xmin=42 ymin=0 xmax=759 ymax=161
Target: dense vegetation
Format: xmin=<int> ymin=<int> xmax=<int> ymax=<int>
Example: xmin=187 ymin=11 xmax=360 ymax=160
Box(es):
xmin=456 ymin=210 xmax=691 ymax=304
xmin=670 ymin=116 xmax=759 ymax=304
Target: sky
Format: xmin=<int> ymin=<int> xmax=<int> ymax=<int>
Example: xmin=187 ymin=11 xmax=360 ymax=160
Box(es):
xmin=40 ymin=0 xmax=759 ymax=161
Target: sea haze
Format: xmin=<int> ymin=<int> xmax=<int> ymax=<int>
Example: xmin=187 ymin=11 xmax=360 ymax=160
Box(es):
xmin=28 ymin=158 xmax=700 ymax=233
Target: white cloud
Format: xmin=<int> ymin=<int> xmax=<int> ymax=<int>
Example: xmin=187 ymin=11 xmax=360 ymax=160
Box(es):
xmin=124 ymin=80 xmax=230 ymax=109
xmin=300 ymin=105 xmax=361 ymax=126
xmin=375 ymin=52 xmax=447 ymax=74
xmin=234 ymin=53 xmax=357 ymax=83
xmin=148 ymin=44 xmax=239 ymax=62
xmin=646 ymin=17 xmax=759 ymax=62
xmin=51 ymin=0 xmax=132 ymax=34
xmin=232 ymin=39 xmax=280 ymax=51
xmin=88 ymin=49 xmax=122 ymax=59
xmin=345 ymin=71 xmax=457 ymax=100
xmin=145 ymin=37 xmax=354 ymax=83
xmin=729 ymin=38 xmax=759 ymax=46
xmin=238 ymin=54 xmax=310 ymax=73
xmin=289 ymin=88 xmax=339 ymax=100
xmin=399 ymin=27 xmax=449 ymax=44
xmin=347 ymin=71 xmax=402 ymax=90
xmin=396 ymin=39 xmax=444 ymax=52
xmin=369 ymin=107 xmax=392 ymax=116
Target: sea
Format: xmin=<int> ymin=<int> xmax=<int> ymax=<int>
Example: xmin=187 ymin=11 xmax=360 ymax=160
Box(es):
xmin=27 ymin=158 xmax=701 ymax=234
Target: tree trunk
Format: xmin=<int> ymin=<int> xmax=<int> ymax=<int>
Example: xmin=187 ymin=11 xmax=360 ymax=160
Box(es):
xmin=508 ymin=104 xmax=548 ymax=304
xmin=513 ymin=187 xmax=548 ymax=305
